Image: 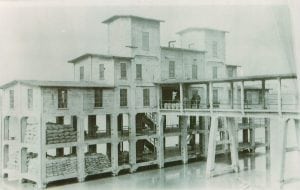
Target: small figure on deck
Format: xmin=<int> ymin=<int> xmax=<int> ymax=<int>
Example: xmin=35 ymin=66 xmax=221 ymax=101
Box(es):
xmin=191 ymin=91 xmax=201 ymax=108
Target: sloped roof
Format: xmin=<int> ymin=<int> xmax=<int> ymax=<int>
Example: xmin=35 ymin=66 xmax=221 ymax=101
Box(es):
xmin=102 ymin=15 xmax=164 ymax=24
xmin=0 ymin=80 xmax=114 ymax=89
xmin=68 ymin=53 xmax=133 ymax=63
xmin=177 ymin=27 xmax=229 ymax=35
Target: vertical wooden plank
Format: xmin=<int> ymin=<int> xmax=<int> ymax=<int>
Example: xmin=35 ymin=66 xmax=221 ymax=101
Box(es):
xmin=206 ymin=116 xmax=218 ymax=178
xmin=249 ymin=118 xmax=255 ymax=152
xmin=227 ymin=117 xmax=239 ymax=172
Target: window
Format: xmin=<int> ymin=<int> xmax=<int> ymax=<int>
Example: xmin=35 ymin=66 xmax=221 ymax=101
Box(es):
xmin=212 ymin=41 xmax=218 ymax=58
xmin=120 ymin=63 xmax=127 ymax=79
xmin=192 ymin=64 xmax=197 ymax=79
xmin=213 ymin=89 xmax=218 ymax=104
xmin=169 ymin=61 xmax=175 ymax=78
xmin=212 ymin=66 xmax=218 ymax=79
xmin=9 ymin=90 xmax=14 ymax=109
xmin=99 ymin=64 xmax=104 ymax=80
xmin=143 ymin=88 xmax=150 ymax=107
xmin=80 ymin=66 xmax=84 ymax=80
xmin=27 ymin=89 xmax=33 ymax=109
xmin=227 ymin=67 xmax=237 ymax=78
xmin=120 ymin=89 xmax=127 ymax=107
xmin=136 ymin=64 xmax=142 ymax=79
xmin=142 ymin=32 xmax=149 ymax=51
xmin=94 ymin=89 xmax=103 ymax=108
xmin=58 ymin=89 xmax=68 ymax=108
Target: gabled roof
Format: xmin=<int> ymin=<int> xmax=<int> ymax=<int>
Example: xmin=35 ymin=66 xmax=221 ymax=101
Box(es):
xmin=177 ymin=27 xmax=229 ymax=35
xmin=102 ymin=15 xmax=164 ymax=24
xmin=68 ymin=53 xmax=133 ymax=63
xmin=161 ymin=46 xmax=206 ymax=53
xmin=0 ymin=80 xmax=115 ymax=89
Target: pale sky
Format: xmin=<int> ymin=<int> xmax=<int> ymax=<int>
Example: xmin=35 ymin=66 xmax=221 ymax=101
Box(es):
xmin=0 ymin=1 xmax=295 ymax=85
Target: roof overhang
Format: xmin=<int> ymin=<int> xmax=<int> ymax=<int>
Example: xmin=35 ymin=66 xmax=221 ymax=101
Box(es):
xmin=155 ymin=73 xmax=297 ymax=85
xmin=68 ymin=53 xmax=133 ymax=64
xmin=102 ymin=15 xmax=164 ymax=24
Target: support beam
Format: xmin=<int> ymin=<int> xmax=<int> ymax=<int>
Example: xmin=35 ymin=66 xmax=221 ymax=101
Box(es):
xmin=77 ymin=116 xmax=85 ymax=182
xmin=156 ymin=85 xmax=161 ymax=109
xmin=277 ymin=78 xmax=282 ymax=115
xmin=157 ymin=114 xmax=165 ymax=168
xmin=110 ymin=114 xmax=119 ymax=175
xmin=270 ymin=118 xmax=288 ymax=184
xmin=180 ymin=116 xmax=188 ymax=164
xmin=265 ymin=118 xmax=270 ymax=151
xmin=206 ymin=116 xmax=218 ymax=177
xmin=226 ymin=117 xmax=239 ymax=172
xmin=129 ymin=113 xmax=136 ymax=172
xmin=249 ymin=118 xmax=255 ymax=152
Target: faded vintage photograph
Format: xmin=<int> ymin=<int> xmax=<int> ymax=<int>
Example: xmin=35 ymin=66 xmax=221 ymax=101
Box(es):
xmin=0 ymin=0 xmax=300 ymax=189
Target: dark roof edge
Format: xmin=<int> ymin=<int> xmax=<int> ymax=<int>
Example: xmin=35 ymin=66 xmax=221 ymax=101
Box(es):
xmin=161 ymin=46 xmax=206 ymax=53
xmin=68 ymin=53 xmax=133 ymax=63
xmin=177 ymin=27 xmax=229 ymax=35
xmin=102 ymin=15 xmax=164 ymax=24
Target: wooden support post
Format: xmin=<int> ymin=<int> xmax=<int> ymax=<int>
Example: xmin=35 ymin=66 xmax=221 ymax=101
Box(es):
xmin=206 ymin=116 xmax=218 ymax=178
xmin=180 ymin=116 xmax=188 ymax=164
xmin=294 ymin=119 xmax=300 ymax=150
xmin=226 ymin=117 xmax=239 ymax=172
xmin=204 ymin=117 xmax=210 ymax=157
xmin=241 ymin=81 xmax=245 ymax=114
xmin=77 ymin=116 xmax=85 ymax=182
xmin=38 ymin=115 xmax=46 ymax=189
xmin=157 ymin=114 xmax=165 ymax=168
xmin=230 ymin=82 xmax=234 ymax=109
xmin=270 ymin=118 xmax=288 ymax=184
xmin=110 ymin=114 xmax=119 ymax=175
xmin=249 ymin=118 xmax=255 ymax=152
xmin=209 ymin=82 xmax=213 ymax=113
xmin=262 ymin=80 xmax=266 ymax=109
xmin=265 ymin=118 xmax=270 ymax=151
xmin=206 ymin=83 xmax=209 ymax=108
xmin=180 ymin=83 xmax=183 ymax=111
xmin=277 ymin=78 xmax=282 ymax=114
xmin=156 ymin=85 xmax=161 ymax=109
xmin=129 ymin=113 xmax=136 ymax=172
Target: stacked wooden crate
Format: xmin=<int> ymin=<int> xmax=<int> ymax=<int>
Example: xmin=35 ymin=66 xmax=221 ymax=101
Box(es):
xmin=85 ymin=153 xmax=111 ymax=175
xmin=46 ymin=155 xmax=77 ymax=177
xmin=46 ymin=123 xmax=77 ymax=144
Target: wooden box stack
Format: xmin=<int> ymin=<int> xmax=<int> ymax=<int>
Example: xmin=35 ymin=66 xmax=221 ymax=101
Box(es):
xmin=85 ymin=153 xmax=111 ymax=175
xmin=46 ymin=155 xmax=77 ymax=177
xmin=46 ymin=122 xmax=77 ymax=144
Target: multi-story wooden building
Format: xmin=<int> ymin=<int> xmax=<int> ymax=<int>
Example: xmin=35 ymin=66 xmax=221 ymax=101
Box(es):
xmin=0 ymin=15 xmax=273 ymax=188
